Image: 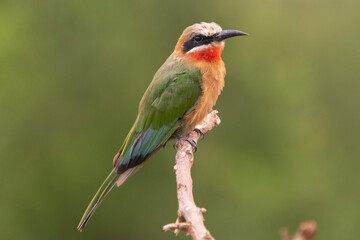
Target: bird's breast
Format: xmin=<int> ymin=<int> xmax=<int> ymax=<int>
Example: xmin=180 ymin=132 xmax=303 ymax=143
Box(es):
xmin=180 ymin=60 xmax=226 ymax=135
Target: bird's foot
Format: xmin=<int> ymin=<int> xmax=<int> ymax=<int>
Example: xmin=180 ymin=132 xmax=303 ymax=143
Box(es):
xmin=194 ymin=128 xmax=205 ymax=139
xmin=173 ymin=137 xmax=198 ymax=153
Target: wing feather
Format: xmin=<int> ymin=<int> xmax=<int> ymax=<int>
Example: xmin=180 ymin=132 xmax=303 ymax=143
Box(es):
xmin=115 ymin=69 xmax=202 ymax=174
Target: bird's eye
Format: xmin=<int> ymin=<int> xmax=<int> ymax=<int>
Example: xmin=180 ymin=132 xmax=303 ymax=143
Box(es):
xmin=194 ymin=36 xmax=202 ymax=42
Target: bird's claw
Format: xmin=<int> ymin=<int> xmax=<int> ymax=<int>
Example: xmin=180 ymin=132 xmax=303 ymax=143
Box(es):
xmin=194 ymin=128 xmax=205 ymax=139
xmin=173 ymin=137 xmax=198 ymax=153
xmin=183 ymin=137 xmax=198 ymax=152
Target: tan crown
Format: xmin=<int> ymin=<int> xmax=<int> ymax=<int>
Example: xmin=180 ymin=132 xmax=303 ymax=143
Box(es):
xmin=175 ymin=22 xmax=222 ymax=54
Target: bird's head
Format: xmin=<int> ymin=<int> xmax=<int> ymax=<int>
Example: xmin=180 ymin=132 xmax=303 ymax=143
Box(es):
xmin=175 ymin=22 xmax=248 ymax=62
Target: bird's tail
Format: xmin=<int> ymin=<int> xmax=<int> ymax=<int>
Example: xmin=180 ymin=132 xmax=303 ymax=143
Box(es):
xmin=77 ymin=169 xmax=119 ymax=231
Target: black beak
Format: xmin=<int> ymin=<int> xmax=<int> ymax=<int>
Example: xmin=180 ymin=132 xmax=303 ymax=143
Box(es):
xmin=213 ymin=30 xmax=248 ymax=41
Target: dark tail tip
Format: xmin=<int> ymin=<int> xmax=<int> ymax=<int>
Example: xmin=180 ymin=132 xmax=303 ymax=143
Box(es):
xmin=77 ymin=203 xmax=98 ymax=231
xmin=77 ymin=170 xmax=119 ymax=232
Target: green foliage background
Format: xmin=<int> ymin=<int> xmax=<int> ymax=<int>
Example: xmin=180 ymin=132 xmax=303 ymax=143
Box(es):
xmin=1 ymin=0 xmax=359 ymax=239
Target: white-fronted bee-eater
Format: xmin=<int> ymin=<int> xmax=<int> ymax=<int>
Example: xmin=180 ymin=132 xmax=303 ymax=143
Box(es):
xmin=78 ymin=22 xmax=248 ymax=231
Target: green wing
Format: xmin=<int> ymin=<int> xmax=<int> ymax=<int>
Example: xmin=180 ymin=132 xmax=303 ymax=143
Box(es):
xmin=77 ymin=68 xmax=202 ymax=231
xmin=115 ymin=69 xmax=202 ymax=173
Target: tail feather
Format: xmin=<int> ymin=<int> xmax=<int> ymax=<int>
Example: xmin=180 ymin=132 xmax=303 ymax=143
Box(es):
xmin=116 ymin=163 xmax=146 ymax=187
xmin=77 ymin=169 xmax=119 ymax=231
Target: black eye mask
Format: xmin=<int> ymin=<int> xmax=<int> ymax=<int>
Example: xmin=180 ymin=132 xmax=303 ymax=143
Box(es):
xmin=182 ymin=34 xmax=215 ymax=53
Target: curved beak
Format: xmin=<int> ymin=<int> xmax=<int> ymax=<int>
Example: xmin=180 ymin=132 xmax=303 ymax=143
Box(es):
xmin=214 ymin=30 xmax=248 ymax=42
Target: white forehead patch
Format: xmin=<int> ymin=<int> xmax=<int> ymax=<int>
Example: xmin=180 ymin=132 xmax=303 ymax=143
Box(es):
xmin=191 ymin=22 xmax=222 ymax=37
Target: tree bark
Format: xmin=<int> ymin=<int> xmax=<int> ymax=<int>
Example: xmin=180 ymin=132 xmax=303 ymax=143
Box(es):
xmin=163 ymin=110 xmax=220 ymax=240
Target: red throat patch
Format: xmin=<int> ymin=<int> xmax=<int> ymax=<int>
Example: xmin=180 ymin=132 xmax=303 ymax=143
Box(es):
xmin=188 ymin=45 xmax=223 ymax=61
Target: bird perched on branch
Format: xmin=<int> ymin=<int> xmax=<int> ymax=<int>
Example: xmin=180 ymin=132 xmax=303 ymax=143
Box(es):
xmin=77 ymin=22 xmax=248 ymax=231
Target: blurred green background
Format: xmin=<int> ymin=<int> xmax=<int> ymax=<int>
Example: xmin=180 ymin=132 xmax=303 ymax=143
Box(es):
xmin=1 ymin=0 xmax=359 ymax=239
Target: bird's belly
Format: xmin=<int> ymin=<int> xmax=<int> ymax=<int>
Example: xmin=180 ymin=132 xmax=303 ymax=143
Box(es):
xmin=179 ymin=93 xmax=218 ymax=136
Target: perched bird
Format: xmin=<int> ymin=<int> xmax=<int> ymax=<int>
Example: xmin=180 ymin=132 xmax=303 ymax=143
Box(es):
xmin=77 ymin=22 xmax=247 ymax=231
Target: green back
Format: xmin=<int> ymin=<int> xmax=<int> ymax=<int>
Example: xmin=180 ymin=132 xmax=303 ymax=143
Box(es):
xmin=115 ymin=65 xmax=202 ymax=173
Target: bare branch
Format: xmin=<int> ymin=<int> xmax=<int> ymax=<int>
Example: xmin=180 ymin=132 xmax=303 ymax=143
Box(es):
xmin=293 ymin=221 xmax=317 ymax=240
xmin=280 ymin=221 xmax=317 ymax=240
xmin=163 ymin=110 xmax=318 ymax=240
xmin=163 ymin=110 xmax=221 ymax=240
